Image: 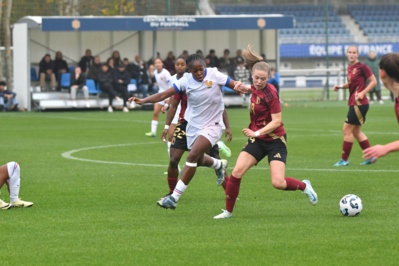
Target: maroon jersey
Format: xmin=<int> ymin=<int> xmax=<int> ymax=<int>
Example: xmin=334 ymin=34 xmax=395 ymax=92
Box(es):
xmin=173 ymin=91 xmax=188 ymax=123
xmin=248 ymin=83 xmax=285 ymax=141
xmin=347 ymin=62 xmax=373 ymax=106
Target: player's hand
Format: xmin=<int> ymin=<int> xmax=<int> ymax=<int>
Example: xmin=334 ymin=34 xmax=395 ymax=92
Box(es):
xmin=161 ymin=105 xmax=168 ymax=113
xmin=161 ymin=129 xmax=168 ymax=142
xmin=355 ymin=91 xmax=364 ymax=101
xmin=225 ymin=128 xmax=233 ymax=143
xmin=333 ymin=85 xmax=342 ymax=91
xmin=242 ymin=128 xmax=256 ymax=138
xmin=128 ymin=97 xmax=144 ymax=105
xmin=234 ymin=81 xmax=248 ymax=94
xmin=363 ymin=145 xmax=388 ymax=160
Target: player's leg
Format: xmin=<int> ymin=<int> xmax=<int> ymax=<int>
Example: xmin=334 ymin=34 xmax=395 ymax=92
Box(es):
xmin=146 ymin=103 xmax=162 ymax=137
xmin=269 ymin=136 xmax=318 ymax=205
xmin=208 ymin=144 xmax=229 ymax=190
xmin=352 ymin=105 xmax=376 ymax=165
xmin=0 ymin=164 xmax=12 ymax=210
xmin=6 ymin=162 xmax=33 ymax=207
xmin=334 ymin=122 xmax=354 ymax=166
xmin=158 ymin=135 xmax=211 ymax=209
xmin=213 ymin=151 xmax=256 ymax=219
xmin=167 ymin=147 xmax=185 ymax=192
xmin=353 ymin=126 xmax=376 ymax=165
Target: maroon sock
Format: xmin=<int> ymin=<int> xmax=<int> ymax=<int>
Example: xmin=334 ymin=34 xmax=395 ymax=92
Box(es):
xmin=359 ymin=139 xmax=371 ymax=150
xmin=342 ymin=141 xmax=353 ymax=161
xmin=225 ymin=175 xmax=241 ymax=213
xmin=167 ymin=178 xmax=178 ymax=194
xmin=221 ymin=172 xmax=230 ymax=191
xmin=284 ymin=177 xmax=306 ymax=191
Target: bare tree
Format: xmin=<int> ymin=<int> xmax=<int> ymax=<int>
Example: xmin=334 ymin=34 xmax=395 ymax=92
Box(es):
xmin=4 ymin=0 xmax=12 ymax=89
xmin=0 ymin=0 xmax=3 ymax=81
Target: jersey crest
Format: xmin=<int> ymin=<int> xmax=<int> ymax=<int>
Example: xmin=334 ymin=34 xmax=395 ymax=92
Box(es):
xmin=205 ymin=80 xmax=213 ymax=88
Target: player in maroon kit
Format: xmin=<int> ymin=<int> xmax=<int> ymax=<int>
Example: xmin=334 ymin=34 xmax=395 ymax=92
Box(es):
xmin=363 ymin=53 xmax=399 ymax=160
xmin=213 ymin=45 xmax=318 ymax=219
xmin=333 ymin=45 xmax=377 ymax=166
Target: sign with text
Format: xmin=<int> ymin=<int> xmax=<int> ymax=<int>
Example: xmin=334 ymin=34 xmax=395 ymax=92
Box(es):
xmin=280 ymin=43 xmax=399 ymax=58
xmin=42 ymin=15 xmax=294 ymax=31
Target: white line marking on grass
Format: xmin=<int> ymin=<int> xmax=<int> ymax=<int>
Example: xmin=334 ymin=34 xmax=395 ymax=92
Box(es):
xmin=250 ymin=166 xmax=399 ymax=173
xmin=42 ymin=115 xmax=149 ymax=124
xmin=62 ymin=143 xmax=399 ymax=173
xmin=61 ymin=142 xmax=166 ymax=167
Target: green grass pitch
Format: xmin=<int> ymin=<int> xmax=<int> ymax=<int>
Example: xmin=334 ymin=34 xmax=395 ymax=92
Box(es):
xmin=1 ymin=100 xmax=398 ymax=265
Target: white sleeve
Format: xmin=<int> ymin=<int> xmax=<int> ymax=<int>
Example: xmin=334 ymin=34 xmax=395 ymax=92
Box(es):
xmin=173 ymin=76 xmax=188 ymax=92
xmin=169 ymin=75 xmax=177 ymax=87
xmin=213 ymin=68 xmax=229 ymax=86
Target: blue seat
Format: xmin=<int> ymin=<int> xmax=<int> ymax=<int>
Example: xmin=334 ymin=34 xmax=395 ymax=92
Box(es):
xmin=31 ymin=67 xmax=38 ymax=81
xmin=60 ymin=73 xmax=71 ymax=88
xmin=69 ymin=66 xmax=75 ymax=73
xmin=86 ymin=79 xmax=100 ymax=95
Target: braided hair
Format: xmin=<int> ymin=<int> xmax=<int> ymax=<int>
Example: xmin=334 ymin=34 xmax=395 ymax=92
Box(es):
xmin=242 ymin=44 xmax=270 ymax=76
xmin=186 ymin=53 xmax=206 ymax=70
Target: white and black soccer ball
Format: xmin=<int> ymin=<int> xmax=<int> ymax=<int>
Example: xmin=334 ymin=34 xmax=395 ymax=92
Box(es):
xmin=339 ymin=194 xmax=363 ymax=216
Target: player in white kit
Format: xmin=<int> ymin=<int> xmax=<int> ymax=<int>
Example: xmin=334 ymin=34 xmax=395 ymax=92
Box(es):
xmin=0 ymin=162 xmax=33 ymax=209
xmin=145 ymin=58 xmax=172 ymax=137
xmin=130 ymin=54 xmax=246 ymax=210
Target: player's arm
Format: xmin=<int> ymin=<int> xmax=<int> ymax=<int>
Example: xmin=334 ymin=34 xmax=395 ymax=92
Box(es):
xmin=222 ymin=109 xmax=232 ymax=143
xmin=161 ymin=96 xmax=172 ymax=113
xmin=242 ymin=112 xmax=282 ymax=138
xmin=363 ymin=140 xmax=399 ymax=160
xmin=161 ymin=96 xmax=180 ymax=141
xmin=129 ymin=87 xmax=175 ymax=105
xmin=334 ymin=82 xmax=349 ymax=91
xmin=226 ymin=79 xmax=250 ymax=94
xmin=357 ymin=74 xmax=377 ymax=100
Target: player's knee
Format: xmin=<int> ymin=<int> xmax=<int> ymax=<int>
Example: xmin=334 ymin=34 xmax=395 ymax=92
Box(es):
xmin=271 ymin=179 xmax=285 ymax=190
xmin=7 ymin=161 xmax=20 ymax=178
xmin=169 ymin=157 xmax=180 ymax=168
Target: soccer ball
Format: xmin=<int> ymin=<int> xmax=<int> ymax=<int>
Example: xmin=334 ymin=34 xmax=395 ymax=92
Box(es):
xmin=339 ymin=194 xmax=363 ymax=216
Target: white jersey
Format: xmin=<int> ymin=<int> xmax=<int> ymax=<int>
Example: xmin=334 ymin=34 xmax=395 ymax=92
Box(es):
xmin=154 ymin=68 xmax=171 ymax=93
xmin=169 ymin=74 xmax=182 ymax=124
xmin=173 ymin=67 xmax=229 ymax=129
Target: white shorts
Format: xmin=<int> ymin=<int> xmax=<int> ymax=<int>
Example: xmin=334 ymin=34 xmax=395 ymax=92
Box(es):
xmin=156 ymin=100 xmax=166 ymax=106
xmin=186 ymin=123 xmax=223 ymax=150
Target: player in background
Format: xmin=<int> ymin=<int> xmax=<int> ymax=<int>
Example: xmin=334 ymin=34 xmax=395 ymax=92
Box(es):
xmin=145 ymin=58 xmax=171 ymax=138
xmin=161 ymin=56 xmax=187 ymax=168
xmin=363 ymin=53 xmax=399 ymax=160
xmin=333 ymin=45 xmax=377 ymax=166
xmin=0 ymin=162 xmax=33 ymax=210
xmin=213 ymin=45 xmax=318 ymax=219
xmin=130 ymin=54 xmax=246 ymax=210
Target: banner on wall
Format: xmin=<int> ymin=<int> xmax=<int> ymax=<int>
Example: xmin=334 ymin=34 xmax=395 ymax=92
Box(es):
xmin=41 ymin=15 xmax=294 ymax=31
xmin=280 ymin=43 xmax=399 ymax=58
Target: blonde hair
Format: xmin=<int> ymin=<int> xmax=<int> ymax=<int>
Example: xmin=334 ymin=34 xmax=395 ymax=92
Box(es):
xmin=242 ymin=44 xmax=270 ymax=75
xmin=347 ymin=45 xmax=359 ymax=54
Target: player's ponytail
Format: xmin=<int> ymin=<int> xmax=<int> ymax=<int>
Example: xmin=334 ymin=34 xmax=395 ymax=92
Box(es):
xmin=242 ymin=44 xmax=270 ymax=76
